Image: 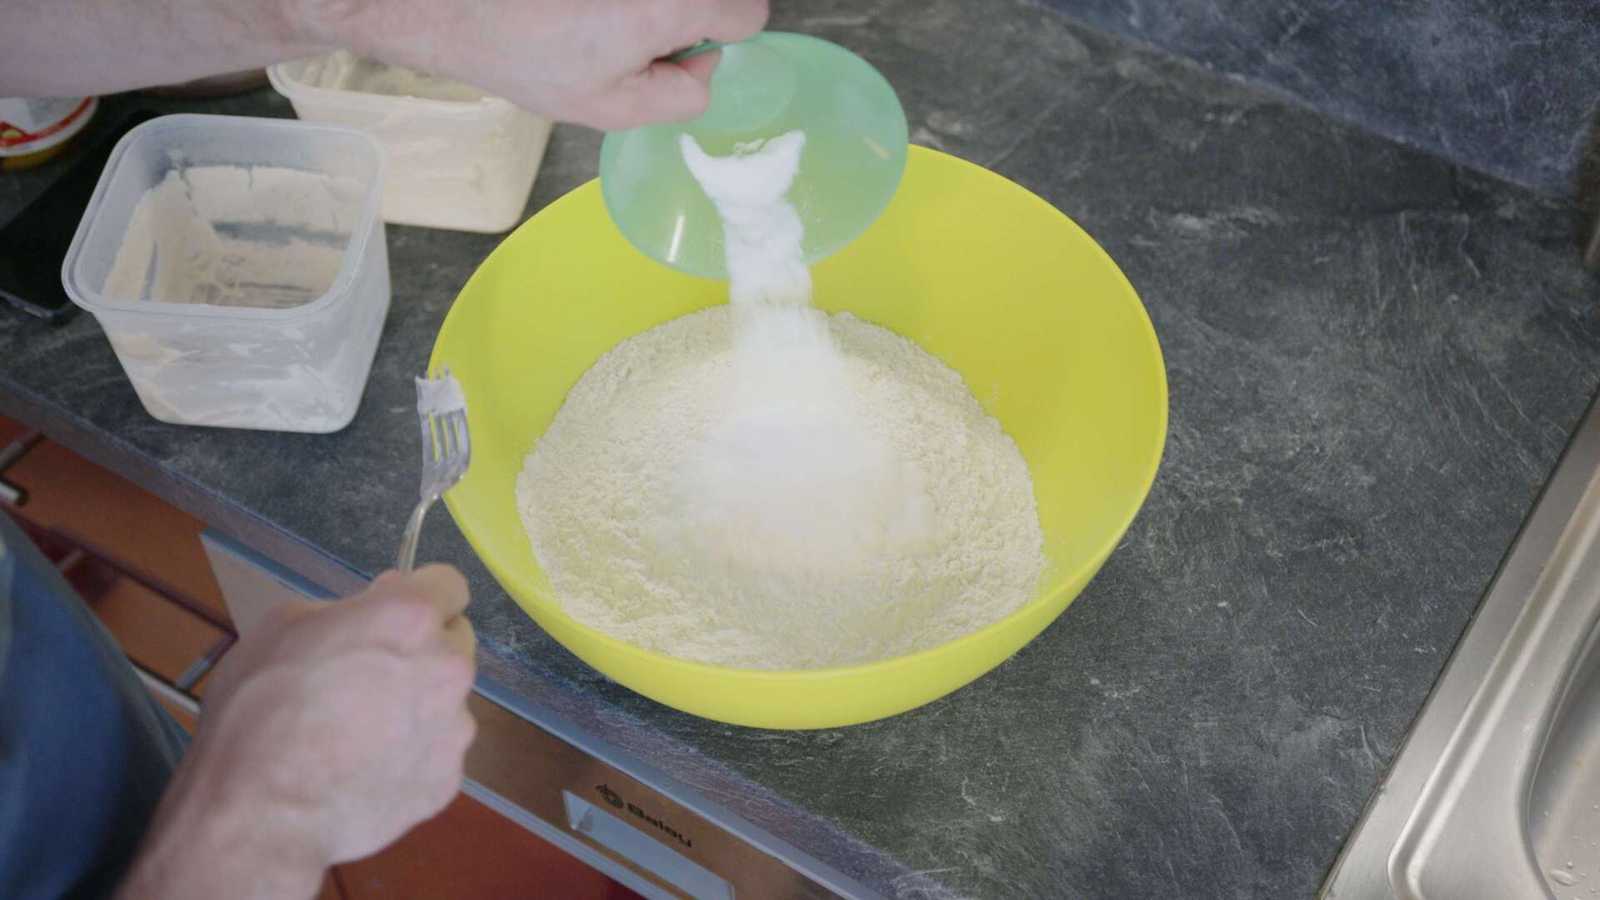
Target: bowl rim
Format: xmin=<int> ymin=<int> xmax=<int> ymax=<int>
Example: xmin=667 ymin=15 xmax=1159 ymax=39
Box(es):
xmin=432 ymin=144 xmax=1169 ymax=682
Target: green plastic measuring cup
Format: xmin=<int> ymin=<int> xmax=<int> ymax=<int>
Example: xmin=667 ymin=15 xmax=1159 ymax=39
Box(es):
xmin=598 ymin=32 xmax=908 ymax=279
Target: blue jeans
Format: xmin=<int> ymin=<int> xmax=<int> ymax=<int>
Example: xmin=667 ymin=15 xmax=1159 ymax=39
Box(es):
xmin=0 ymin=511 xmax=185 ymax=899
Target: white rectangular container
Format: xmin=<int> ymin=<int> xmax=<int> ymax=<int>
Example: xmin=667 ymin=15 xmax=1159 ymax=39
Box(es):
xmin=268 ymin=53 xmax=553 ymax=233
xmin=61 ymin=113 xmax=390 ymax=433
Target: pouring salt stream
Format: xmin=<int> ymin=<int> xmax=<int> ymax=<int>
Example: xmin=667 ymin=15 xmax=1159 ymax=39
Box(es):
xmin=514 ymin=129 xmax=1048 ymax=670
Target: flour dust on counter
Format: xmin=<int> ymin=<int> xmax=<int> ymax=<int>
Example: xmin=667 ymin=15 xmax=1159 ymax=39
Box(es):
xmin=515 ymin=128 xmax=1046 ymax=669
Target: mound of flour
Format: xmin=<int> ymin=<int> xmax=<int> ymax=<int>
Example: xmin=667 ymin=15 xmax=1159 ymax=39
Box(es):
xmin=515 ymin=306 xmax=1045 ymax=669
xmin=515 ymin=128 xmax=1046 ymax=669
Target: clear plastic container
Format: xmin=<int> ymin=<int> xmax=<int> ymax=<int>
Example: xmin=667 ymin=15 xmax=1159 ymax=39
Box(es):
xmin=61 ymin=113 xmax=390 ymax=433
xmin=268 ymin=52 xmax=553 ymax=233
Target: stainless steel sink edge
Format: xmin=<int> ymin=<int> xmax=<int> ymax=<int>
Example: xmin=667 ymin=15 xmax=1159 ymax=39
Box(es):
xmin=1323 ymin=391 xmax=1600 ymax=900
xmin=1389 ymin=461 xmax=1600 ymax=899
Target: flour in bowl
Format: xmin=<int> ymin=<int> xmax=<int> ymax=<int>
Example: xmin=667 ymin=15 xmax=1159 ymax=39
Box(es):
xmin=515 ymin=130 xmax=1046 ymax=669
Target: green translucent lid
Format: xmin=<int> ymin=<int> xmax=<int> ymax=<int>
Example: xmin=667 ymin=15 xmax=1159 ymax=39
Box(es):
xmin=598 ymin=32 xmax=908 ymax=279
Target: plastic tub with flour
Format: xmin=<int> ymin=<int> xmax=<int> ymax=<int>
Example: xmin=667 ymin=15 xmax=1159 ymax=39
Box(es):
xmin=269 ymin=52 xmax=552 ymax=233
xmin=62 ymin=114 xmax=390 ymax=433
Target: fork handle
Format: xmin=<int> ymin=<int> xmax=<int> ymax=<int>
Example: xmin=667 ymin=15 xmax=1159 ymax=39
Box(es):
xmin=396 ymin=496 xmax=434 ymax=572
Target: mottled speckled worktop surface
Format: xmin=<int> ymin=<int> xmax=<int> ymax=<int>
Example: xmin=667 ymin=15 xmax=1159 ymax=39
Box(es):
xmin=4 ymin=2 xmax=1599 ymax=896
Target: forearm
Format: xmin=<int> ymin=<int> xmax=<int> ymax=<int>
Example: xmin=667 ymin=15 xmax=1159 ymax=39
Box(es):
xmin=118 ymin=744 xmax=327 ymax=900
xmin=0 ymin=0 xmax=328 ymax=96
xmin=3 ymin=0 xmax=768 ymax=129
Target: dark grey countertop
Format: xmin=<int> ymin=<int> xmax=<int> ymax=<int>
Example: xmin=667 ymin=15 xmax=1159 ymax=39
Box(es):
xmin=4 ymin=1 xmax=1600 ymax=897
xmin=1039 ymin=0 xmax=1600 ymax=196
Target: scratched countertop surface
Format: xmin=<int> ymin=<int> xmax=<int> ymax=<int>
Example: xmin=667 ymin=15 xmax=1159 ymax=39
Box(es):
xmin=4 ymin=1 xmax=1600 ymax=897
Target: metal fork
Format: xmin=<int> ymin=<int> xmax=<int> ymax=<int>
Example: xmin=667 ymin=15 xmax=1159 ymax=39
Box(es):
xmin=397 ymin=369 xmax=470 ymax=572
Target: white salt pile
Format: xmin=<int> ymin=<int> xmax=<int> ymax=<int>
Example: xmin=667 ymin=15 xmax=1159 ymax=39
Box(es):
xmin=676 ymin=131 xmax=930 ymax=577
xmin=515 ymin=131 xmax=1046 ymax=670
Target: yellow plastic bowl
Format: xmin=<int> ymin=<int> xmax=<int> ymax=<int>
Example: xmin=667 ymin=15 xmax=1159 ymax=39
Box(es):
xmin=432 ymin=147 xmax=1167 ymax=729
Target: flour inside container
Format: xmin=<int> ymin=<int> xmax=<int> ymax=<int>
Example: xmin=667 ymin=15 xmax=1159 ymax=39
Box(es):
xmin=104 ymin=164 xmax=362 ymax=309
xmin=97 ymin=161 xmax=378 ymax=433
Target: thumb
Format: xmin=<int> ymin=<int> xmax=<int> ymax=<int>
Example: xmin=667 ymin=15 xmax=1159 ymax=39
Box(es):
xmin=676 ymin=50 xmax=721 ymax=87
xmin=583 ymin=58 xmax=715 ymax=130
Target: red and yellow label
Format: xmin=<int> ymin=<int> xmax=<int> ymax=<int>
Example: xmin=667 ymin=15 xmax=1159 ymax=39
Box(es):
xmin=0 ymin=97 xmax=95 ymax=150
